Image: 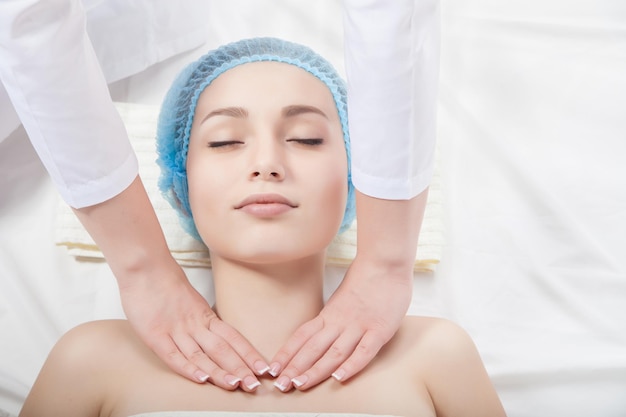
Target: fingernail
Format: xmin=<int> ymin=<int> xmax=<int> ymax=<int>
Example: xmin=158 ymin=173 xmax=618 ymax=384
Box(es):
xmin=268 ymin=362 xmax=281 ymax=377
xmin=225 ymin=375 xmax=241 ymax=387
xmin=273 ymin=376 xmax=291 ymax=392
xmin=244 ymin=376 xmax=261 ymax=391
xmin=332 ymin=369 xmax=346 ymax=381
xmin=292 ymin=375 xmax=308 ymax=388
xmin=194 ymin=371 xmax=210 ymax=383
xmin=254 ymin=361 xmax=270 ymax=375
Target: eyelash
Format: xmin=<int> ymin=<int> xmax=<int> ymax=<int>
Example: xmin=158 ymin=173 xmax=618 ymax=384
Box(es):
xmin=287 ymin=138 xmax=324 ymax=146
xmin=207 ymin=140 xmax=243 ymax=148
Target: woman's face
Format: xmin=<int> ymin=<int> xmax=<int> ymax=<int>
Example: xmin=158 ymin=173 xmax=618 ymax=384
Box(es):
xmin=186 ymin=62 xmax=348 ymax=264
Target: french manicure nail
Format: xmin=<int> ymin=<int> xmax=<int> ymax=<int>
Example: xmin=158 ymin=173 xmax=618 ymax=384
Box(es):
xmin=273 ymin=380 xmax=286 ymax=392
xmin=195 ymin=371 xmax=210 ymax=383
xmin=273 ymin=376 xmax=291 ymax=392
xmin=254 ymin=361 xmax=270 ymax=375
xmin=244 ymin=376 xmax=261 ymax=390
xmin=332 ymin=369 xmax=346 ymax=381
xmin=292 ymin=375 xmax=308 ymax=388
xmin=268 ymin=362 xmax=281 ymax=377
xmin=225 ymin=375 xmax=241 ymax=387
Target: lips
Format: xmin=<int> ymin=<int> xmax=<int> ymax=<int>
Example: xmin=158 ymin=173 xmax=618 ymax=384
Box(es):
xmin=235 ymin=193 xmax=298 ymax=217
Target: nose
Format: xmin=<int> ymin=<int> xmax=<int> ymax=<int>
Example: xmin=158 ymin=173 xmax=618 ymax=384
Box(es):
xmin=249 ymin=140 xmax=285 ymax=181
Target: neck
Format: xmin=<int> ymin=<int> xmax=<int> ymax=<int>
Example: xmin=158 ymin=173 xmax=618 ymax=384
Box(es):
xmin=210 ymin=253 xmax=326 ymax=361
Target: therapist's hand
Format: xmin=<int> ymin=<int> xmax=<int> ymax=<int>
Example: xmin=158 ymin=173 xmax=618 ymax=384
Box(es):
xmin=270 ymin=257 xmax=413 ymax=392
xmin=119 ymin=261 xmax=269 ymax=392
xmin=73 ymin=176 xmax=268 ymax=392
xmin=270 ymin=189 xmax=428 ymax=391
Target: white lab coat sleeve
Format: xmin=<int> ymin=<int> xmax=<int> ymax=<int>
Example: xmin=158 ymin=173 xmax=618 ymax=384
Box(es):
xmin=0 ymin=0 xmax=137 ymax=208
xmin=342 ymin=0 xmax=440 ymax=200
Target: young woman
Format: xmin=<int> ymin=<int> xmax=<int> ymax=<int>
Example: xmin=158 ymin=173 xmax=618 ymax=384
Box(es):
xmin=19 ymin=38 xmax=505 ymax=417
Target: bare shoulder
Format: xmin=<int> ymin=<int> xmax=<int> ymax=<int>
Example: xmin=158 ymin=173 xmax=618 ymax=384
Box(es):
xmin=59 ymin=319 xmax=136 ymax=345
xmin=390 ymin=315 xmax=477 ymax=357
xmin=54 ymin=319 xmax=141 ymax=365
xmin=374 ymin=316 xmax=479 ymax=381
xmin=398 ymin=315 xmax=469 ymax=337
xmin=55 ymin=319 xmax=160 ymax=380
xmin=20 ymin=320 xmax=138 ymax=417
xmin=393 ymin=315 xmax=488 ymax=377
xmin=392 ymin=316 xmax=507 ymax=416
xmin=407 ymin=315 xmax=475 ymax=345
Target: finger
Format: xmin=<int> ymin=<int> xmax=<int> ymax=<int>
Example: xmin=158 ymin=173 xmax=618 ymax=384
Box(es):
xmin=278 ymin=326 xmax=339 ymax=385
xmin=193 ymin=324 xmax=261 ymax=392
xmin=208 ymin=318 xmax=270 ymax=376
xmin=169 ymin=331 xmax=244 ymax=391
xmin=329 ymin=331 xmax=387 ymax=383
xmin=270 ymin=319 xmax=323 ymax=376
xmin=149 ymin=334 xmax=210 ymax=384
xmin=290 ymin=328 xmax=362 ymax=391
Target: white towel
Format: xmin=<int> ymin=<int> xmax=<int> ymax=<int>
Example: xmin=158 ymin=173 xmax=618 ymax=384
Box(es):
xmin=55 ymin=103 xmax=443 ymax=272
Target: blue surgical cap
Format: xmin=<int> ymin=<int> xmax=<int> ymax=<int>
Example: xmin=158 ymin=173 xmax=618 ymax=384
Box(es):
xmin=156 ymin=37 xmax=356 ymax=241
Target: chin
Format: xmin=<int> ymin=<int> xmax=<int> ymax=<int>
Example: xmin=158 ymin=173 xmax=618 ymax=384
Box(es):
xmin=212 ymin=237 xmax=330 ymax=266
xmin=228 ymin=246 xmax=324 ymax=265
xmin=201 ymin=225 xmax=338 ymax=264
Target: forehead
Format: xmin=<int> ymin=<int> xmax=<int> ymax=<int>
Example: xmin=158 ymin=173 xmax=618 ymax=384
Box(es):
xmin=195 ymin=61 xmax=337 ymax=116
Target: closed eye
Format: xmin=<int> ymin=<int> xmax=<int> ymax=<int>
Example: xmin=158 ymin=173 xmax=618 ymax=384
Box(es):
xmin=207 ymin=140 xmax=244 ymax=148
xmin=286 ymin=138 xmax=324 ymax=146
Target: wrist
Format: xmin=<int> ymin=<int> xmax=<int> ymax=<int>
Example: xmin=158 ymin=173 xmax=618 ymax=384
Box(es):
xmin=353 ymin=188 xmax=428 ymax=274
xmin=72 ymin=176 xmax=185 ymax=290
xmin=113 ymin=247 xmax=181 ymax=290
xmin=348 ymin=253 xmax=414 ymax=290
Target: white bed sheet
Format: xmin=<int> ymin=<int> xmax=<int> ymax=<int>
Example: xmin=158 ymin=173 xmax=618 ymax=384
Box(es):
xmin=1 ymin=1 xmax=626 ymax=416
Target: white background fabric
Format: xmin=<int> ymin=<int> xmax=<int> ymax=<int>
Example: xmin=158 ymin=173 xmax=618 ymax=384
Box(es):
xmin=1 ymin=1 xmax=625 ymax=416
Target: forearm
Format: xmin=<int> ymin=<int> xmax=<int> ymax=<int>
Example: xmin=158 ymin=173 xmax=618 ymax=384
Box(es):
xmin=72 ymin=175 xmax=179 ymax=289
xmin=354 ymin=188 xmax=428 ymax=277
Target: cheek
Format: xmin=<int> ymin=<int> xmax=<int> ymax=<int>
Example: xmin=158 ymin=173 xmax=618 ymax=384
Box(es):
xmin=327 ymin=166 xmax=349 ymax=226
xmin=307 ymin=154 xmax=349 ymax=233
xmin=185 ymin=154 xmax=225 ymax=238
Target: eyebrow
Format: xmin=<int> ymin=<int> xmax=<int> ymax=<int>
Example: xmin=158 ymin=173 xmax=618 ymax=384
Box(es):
xmin=282 ymin=104 xmax=328 ymax=119
xmin=200 ymin=106 xmax=249 ymax=124
xmin=200 ymin=104 xmax=328 ymax=125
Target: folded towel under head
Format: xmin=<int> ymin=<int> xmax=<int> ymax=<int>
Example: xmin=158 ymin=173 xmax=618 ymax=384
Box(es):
xmin=55 ymin=103 xmax=443 ymax=272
